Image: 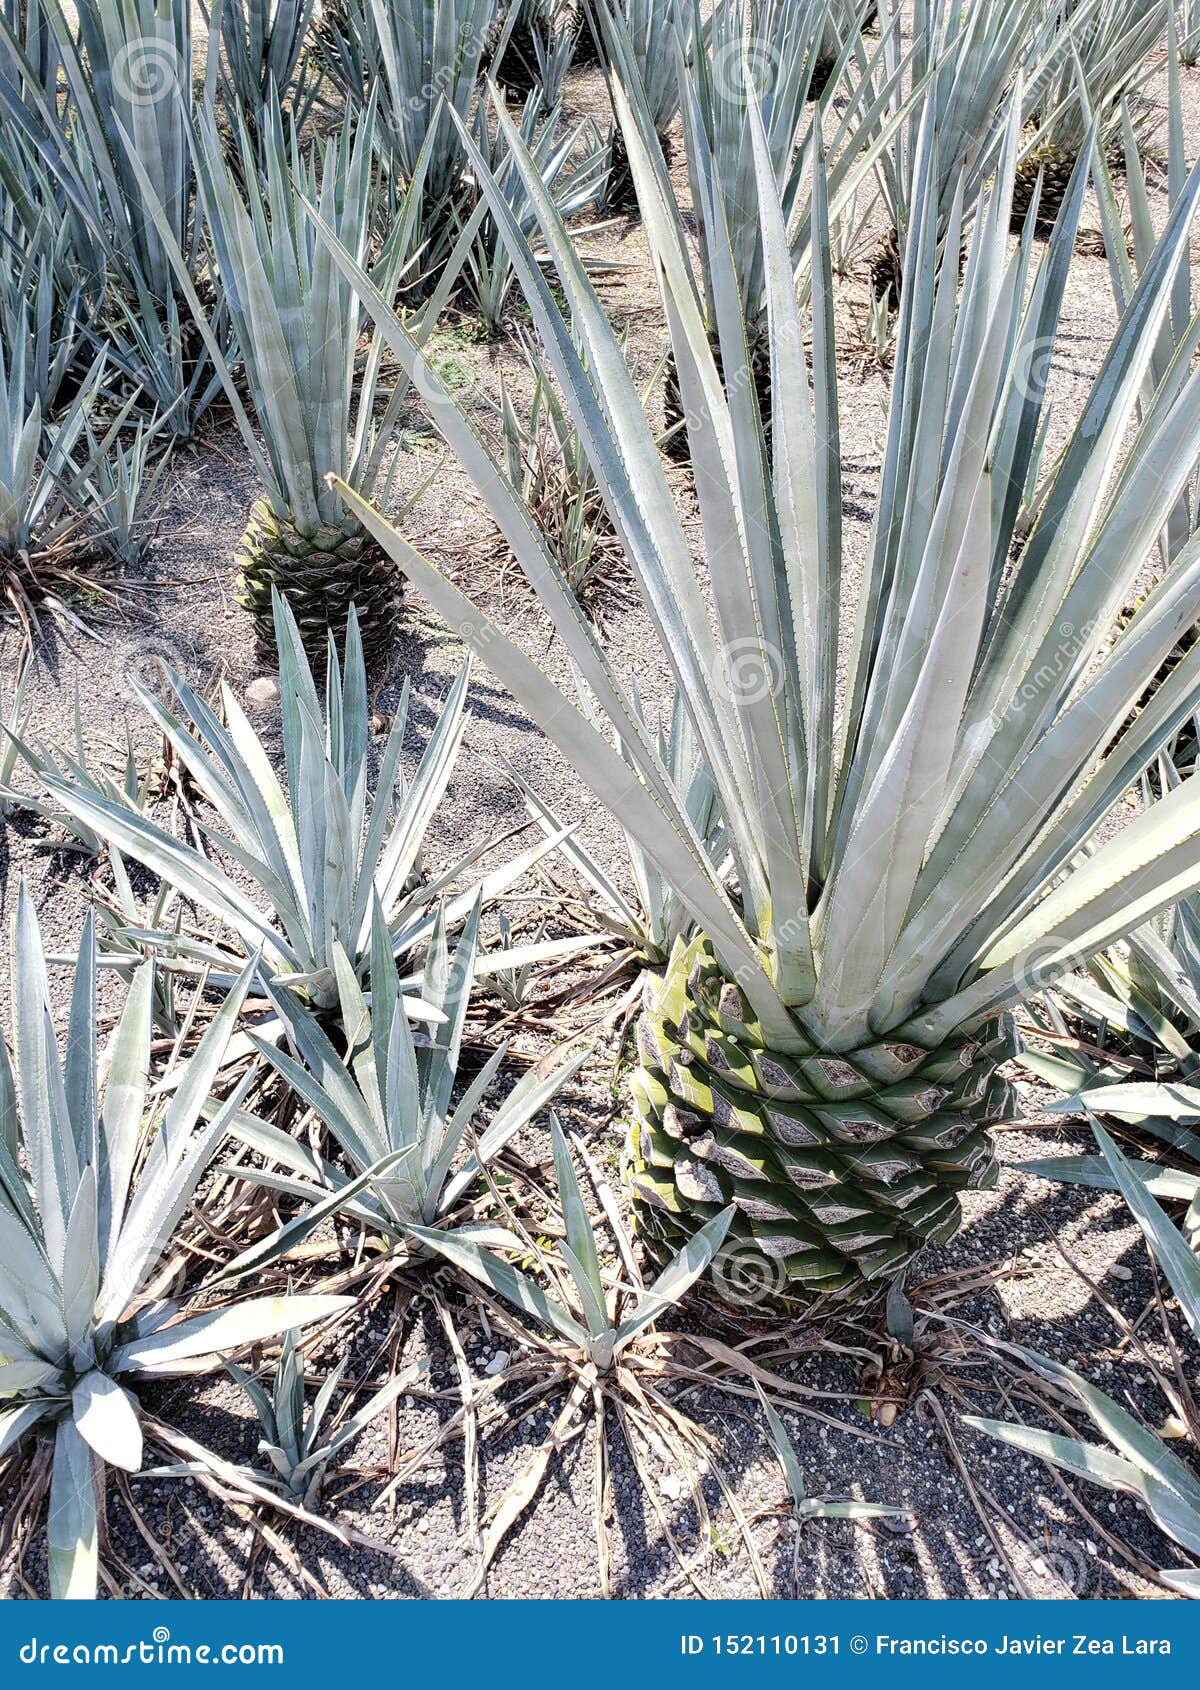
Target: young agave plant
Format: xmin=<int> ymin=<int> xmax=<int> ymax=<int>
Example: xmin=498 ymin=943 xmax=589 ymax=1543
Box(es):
xmin=0 ymin=887 xmax=350 ymax=1598
xmin=865 ymin=0 xmax=1046 ymax=306
xmin=0 ymin=0 xmax=225 ymax=435
xmin=0 ymin=343 xmax=126 ymax=647
xmin=320 ymin=0 xmax=501 ymax=247
xmin=39 ymin=594 xmax=570 ymax=1015
xmin=491 ymin=333 xmax=623 ymax=603
xmin=460 ymin=93 xmax=609 ymax=337
xmin=219 ymin=1338 xmax=425 ymax=1510
xmin=603 ymin=0 xmax=697 ymax=207
xmin=1027 ymin=899 xmax=1200 ymax=1189
xmin=219 ymin=899 xmax=587 ymax=1269
xmin=214 ymin=0 xmax=316 ymax=111
xmin=0 ymin=686 xmax=152 ymax=855
xmin=155 ymin=98 xmax=420 ymax=658
xmin=408 ymin=1116 xmax=733 ymax=1371
xmin=666 ymin=0 xmax=908 ymax=441
xmin=1022 ymin=845 xmax=1200 ymax=1226
xmin=0 ymin=653 xmax=30 ymax=818
xmin=756 ymin=1383 xmax=907 ymax=1529
xmin=495 ymin=0 xmax=582 ymax=106
xmin=321 ymin=65 xmax=1200 ymax=1310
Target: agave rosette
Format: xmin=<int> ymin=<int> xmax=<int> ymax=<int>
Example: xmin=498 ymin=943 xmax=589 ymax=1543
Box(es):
xmin=38 ymin=594 xmax=585 ymax=1016
xmin=0 ymin=887 xmax=350 ymax=1597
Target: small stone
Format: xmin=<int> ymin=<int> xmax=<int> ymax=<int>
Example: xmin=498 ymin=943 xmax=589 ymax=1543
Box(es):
xmin=245 ymin=676 xmax=280 ymax=711
xmin=1108 ymin=1264 xmax=1133 ymax=1282
xmin=660 ymin=1473 xmax=685 ymax=1501
xmin=484 ymin=1350 xmax=510 ymax=1376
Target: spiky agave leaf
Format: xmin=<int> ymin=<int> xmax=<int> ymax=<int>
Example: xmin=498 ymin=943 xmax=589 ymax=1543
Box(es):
xmin=0 ymin=885 xmax=352 ymax=1598
xmin=313 ymin=29 xmax=1200 ymax=1302
xmin=965 ymin=1331 xmax=1200 ymax=1583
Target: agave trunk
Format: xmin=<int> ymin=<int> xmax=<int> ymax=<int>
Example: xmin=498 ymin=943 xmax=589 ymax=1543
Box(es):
xmin=630 ymin=936 xmax=1016 ymax=1310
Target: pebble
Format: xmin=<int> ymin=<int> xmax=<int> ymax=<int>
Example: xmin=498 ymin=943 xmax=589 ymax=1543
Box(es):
xmin=245 ymin=676 xmax=280 ymax=711
xmin=1108 ymin=1264 xmax=1133 ymax=1282
xmin=484 ymin=1351 xmax=510 ymax=1376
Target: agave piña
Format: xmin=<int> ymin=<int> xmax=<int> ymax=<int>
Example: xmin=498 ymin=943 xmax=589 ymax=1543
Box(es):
xmin=0 ymin=886 xmax=350 ymax=1597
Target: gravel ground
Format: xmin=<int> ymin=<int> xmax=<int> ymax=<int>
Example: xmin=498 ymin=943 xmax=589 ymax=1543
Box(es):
xmin=1 ymin=26 xmax=1198 ymax=1602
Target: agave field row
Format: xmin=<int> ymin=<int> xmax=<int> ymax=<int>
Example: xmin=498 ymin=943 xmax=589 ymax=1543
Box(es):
xmin=0 ymin=0 xmax=1199 ymax=1602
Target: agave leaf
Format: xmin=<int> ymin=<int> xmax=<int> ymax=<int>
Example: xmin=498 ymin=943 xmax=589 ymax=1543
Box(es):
xmin=616 ymin=1207 xmax=734 ymax=1349
xmin=1092 ymin=1120 xmax=1200 ymax=1341
xmin=967 ymin=1413 xmax=1200 ymax=1559
xmin=405 ymin=1222 xmax=588 ymax=1348
xmin=114 ymin=1294 xmax=354 ymax=1375
xmin=71 ymin=1369 xmax=142 ymax=1472
xmin=48 ymin=1418 xmax=98 ymax=1600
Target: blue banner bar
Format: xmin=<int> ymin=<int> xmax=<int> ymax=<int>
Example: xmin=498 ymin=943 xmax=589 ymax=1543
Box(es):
xmin=0 ymin=1601 xmax=1193 ymax=1686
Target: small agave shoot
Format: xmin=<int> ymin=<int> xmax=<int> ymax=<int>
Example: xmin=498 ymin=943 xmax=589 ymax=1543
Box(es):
xmin=458 ymin=92 xmax=609 ymax=338
xmin=0 ymin=341 xmax=130 ymax=649
xmin=756 ymin=1383 xmax=907 ymax=1537
xmin=0 ymin=888 xmax=349 ymax=1598
xmin=215 ymin=898 xmax=586 ymax=1267
xmin=320 ymin=37 xmax=1200 ymax=1313
xmin=38 ymin=594 xmax=576 ymax=1016
xmin=409 ymin=1116 xmax=733 ymax=1372
xmin=186 ymin=1336 xmax=426 ymax=1512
